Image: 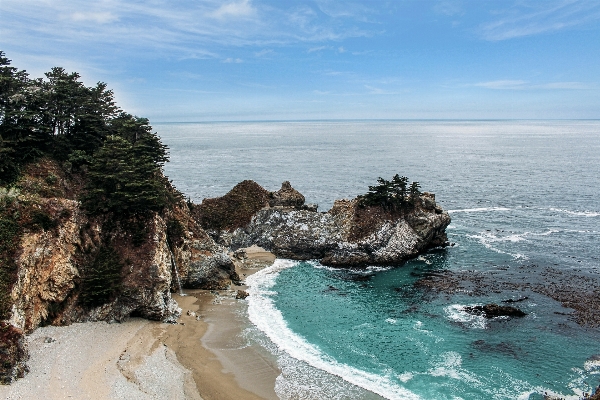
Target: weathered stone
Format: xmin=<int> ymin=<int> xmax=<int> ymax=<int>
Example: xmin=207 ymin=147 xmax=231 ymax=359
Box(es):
xmin=268 ymin=181 xmax=305 ymax=208
xmin=235 ymin=290 xmax=249 ymax=299
xmin=231 ymin=195 xmax=450 ymax=267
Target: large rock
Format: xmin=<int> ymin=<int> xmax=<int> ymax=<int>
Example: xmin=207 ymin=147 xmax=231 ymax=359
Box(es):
xmin=231 ymin=195 xmax=450 ymax=267
xmin=172 ymin=229 xmax=237 ymax=290
xmin=8 ymin=206 xmax=182 ymax=329
xmin=5 ymin=196 xmax=240 ymax=333
xmin=269 ymin=181 xmax=305 ymax=208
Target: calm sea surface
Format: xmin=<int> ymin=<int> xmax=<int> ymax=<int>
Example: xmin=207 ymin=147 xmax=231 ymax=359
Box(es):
xmin=157 ymin=121 xmax=600 ymax=399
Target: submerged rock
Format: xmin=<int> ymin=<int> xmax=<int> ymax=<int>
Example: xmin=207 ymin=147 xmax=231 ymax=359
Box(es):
xmin=463 ymin=304 xmax=527 ymax=318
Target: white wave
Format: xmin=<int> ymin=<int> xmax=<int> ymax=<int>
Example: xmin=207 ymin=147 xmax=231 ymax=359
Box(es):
xmin=444 ymin=304 xmax=487 ymax=329
xmin=467 ymin=232 xmax=529 ymax=260
xmin=549 ymin=208 xmax=600 ymax=217
xmin=466 ymin=229 xmax=557 ymax=260
xmin=448 ymin=207 xmax=511 ymax=213
xmin=385 ymin=318 xmax=397 ymax=324
xmin=584 ymin=357 xmax=600 ymax=372
xmin=246 ymin=259 xmax=421 ymax=400
xmin=398 ymin=372 xmax=414 ymax=383
xmin=367 ymin=265 xmax=394 ymax=272
xmin=416 ymin=255 xmax=432 ymax=265
xmin=428 ymin=352 xmax=483 ymax=385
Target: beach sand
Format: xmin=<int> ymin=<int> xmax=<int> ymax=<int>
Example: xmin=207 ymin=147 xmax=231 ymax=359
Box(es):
xmin=0 ymin=246 xmax=279 ymax=400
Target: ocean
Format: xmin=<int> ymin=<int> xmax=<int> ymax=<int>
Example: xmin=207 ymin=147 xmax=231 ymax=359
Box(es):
xmin=158 ymin=120 xmax=600 ymax=399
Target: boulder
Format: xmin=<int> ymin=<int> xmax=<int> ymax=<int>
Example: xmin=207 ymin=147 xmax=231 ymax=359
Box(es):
xmin=268 ymin=181 xmax=305 ymax=208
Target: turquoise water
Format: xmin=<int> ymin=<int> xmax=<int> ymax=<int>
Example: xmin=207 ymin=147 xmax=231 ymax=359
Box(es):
xmin=158 ymin=121 xmax=600 ymax=399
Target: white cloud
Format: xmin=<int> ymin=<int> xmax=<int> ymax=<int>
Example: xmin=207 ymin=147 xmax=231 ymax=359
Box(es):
xmin=433 ymin=1 xmax=464 ymax=17
xmin=338 ymin=46 xmax=346 ymax=53
xmin=223 ymin=57 xmax=243 ymax=63
xmin=0 ymin=0 xmax=376 ymax=61
xmin=479 ymin=1 xmax=600 ymax=41
xmin=475 ymin=80 xmax=591 ymax=90
xmin=364 ymin=85 xmax=398 ymax=95
xmin=209 ymin=0 xmax=256 ymax=20
xmin=70 ymin=11 xmax=118 ymax=24
xmin=254 ymin=49 xmax=273 ymax=57
xmin=534 ymin=81 xmax=589 ymax=89
xmin=475 ymin=80 xmax=528 ymax=89
xmin=308 ymin=46 xmax=329 ymax=53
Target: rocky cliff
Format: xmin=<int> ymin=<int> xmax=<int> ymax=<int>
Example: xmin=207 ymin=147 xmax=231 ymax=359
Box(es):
xmin=0 ymin=159 xmax=238 ymax=383
xmin=203 ymin=181 xmax=451 ymax=267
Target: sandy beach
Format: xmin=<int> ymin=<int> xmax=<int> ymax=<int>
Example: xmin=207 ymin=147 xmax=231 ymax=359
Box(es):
xmin=0 ymin=247 xmax=279 ymax=400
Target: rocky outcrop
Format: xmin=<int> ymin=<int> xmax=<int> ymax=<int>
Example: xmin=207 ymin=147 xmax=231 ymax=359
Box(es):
xmin=0 ymin=323 xmax=28 ymax=384
xmin=7 ymin=206 xmax=182 ymax=332
xmin=225 ymin=183 xmax=450 ymax=267
xmin=268 ymin=181 xmax=305 ymax=208
xmin=0 ymin=160 xmax=240 ymax=383
xmin=192 ymin=180 xmax=270 ymax=232
xmin=171 ymin=227 xmax=237 ymax=290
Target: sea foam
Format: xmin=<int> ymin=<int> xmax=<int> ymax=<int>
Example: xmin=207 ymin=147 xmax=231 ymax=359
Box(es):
xmin=246 ymin=259 xmax=421 ymax=400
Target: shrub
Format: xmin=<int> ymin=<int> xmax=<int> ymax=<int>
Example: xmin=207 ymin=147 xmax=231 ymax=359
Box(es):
xmin=79 ymin=245 xmax=123 ymax=308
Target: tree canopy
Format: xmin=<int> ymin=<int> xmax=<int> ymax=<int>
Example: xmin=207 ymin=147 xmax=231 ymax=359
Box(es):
xmin=0 ymin=51 xmax=174 ymax=216
xmin=358 ymin=174 xmax=421 ymax=210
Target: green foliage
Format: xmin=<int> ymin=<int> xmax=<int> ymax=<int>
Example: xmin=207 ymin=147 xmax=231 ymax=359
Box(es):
xmin=0 ymin=50 xmax=178 ymax=214
xmin=0 ymin=209 xmax=20 ymax=319
xmin=358 ymin=174 xmax=421 ymax=210
xmin=82 ymin=133 xmax=170 ymax=216
xmin=166 ymin=218 xmax=185 ymax=247
xmin=80 ymin=245 xmax=123 ymax=308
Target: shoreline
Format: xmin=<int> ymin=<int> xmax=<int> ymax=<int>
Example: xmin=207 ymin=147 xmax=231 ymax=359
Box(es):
xmin=0 ymin=247 xmax=280 ymax=400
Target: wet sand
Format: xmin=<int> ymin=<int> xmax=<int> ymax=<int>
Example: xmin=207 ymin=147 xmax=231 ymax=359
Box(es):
xmin=0 ymin=246 xmax=279 ymax=400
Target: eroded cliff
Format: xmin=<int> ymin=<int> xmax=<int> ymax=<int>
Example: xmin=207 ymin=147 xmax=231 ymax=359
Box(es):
xmin=0 ymin=159 xmax=238 ymax=383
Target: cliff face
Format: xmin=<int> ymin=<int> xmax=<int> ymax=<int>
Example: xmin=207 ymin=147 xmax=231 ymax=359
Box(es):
xmin=0 ymin=159 xmax=238 ymax=383
xmin=203 ymin=181 xmax=450 ymax=267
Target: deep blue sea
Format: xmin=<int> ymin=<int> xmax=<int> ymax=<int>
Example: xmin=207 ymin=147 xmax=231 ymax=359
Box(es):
xmin=158 ymin=121 xmax=600 ymax=399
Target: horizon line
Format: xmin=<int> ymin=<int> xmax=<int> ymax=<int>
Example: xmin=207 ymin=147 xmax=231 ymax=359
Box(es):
xmin=152 ymin=118 xmax=600 ymax=124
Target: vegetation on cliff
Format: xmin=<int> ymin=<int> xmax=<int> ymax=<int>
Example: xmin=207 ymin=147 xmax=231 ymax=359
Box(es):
xmin=0 ymin=51 xmax=174 ymax=216
xmin=357 ymin=174 xmax=421 ymax=211
xmin=0 ymin=51 xmax=192 ymax=327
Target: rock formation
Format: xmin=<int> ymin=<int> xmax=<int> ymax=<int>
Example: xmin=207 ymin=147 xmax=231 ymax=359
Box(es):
xmin=463 ymin=304 xmax=527 ymax=318
xmin=201 ymin=181 xmax=451 ymax=267
xmin=0 ymin=159 xmax=238 ymax=383
xmin=268 ymin=181 xmax=305 ymax=208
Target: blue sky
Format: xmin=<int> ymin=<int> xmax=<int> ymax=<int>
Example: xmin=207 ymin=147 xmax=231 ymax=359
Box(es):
xmin=1 ymin=0 xmax=600 ymax=121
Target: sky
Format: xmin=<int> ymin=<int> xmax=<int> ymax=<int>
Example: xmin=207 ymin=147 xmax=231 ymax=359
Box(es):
xmin=1 ymin=0 xmax=600 ymax=121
